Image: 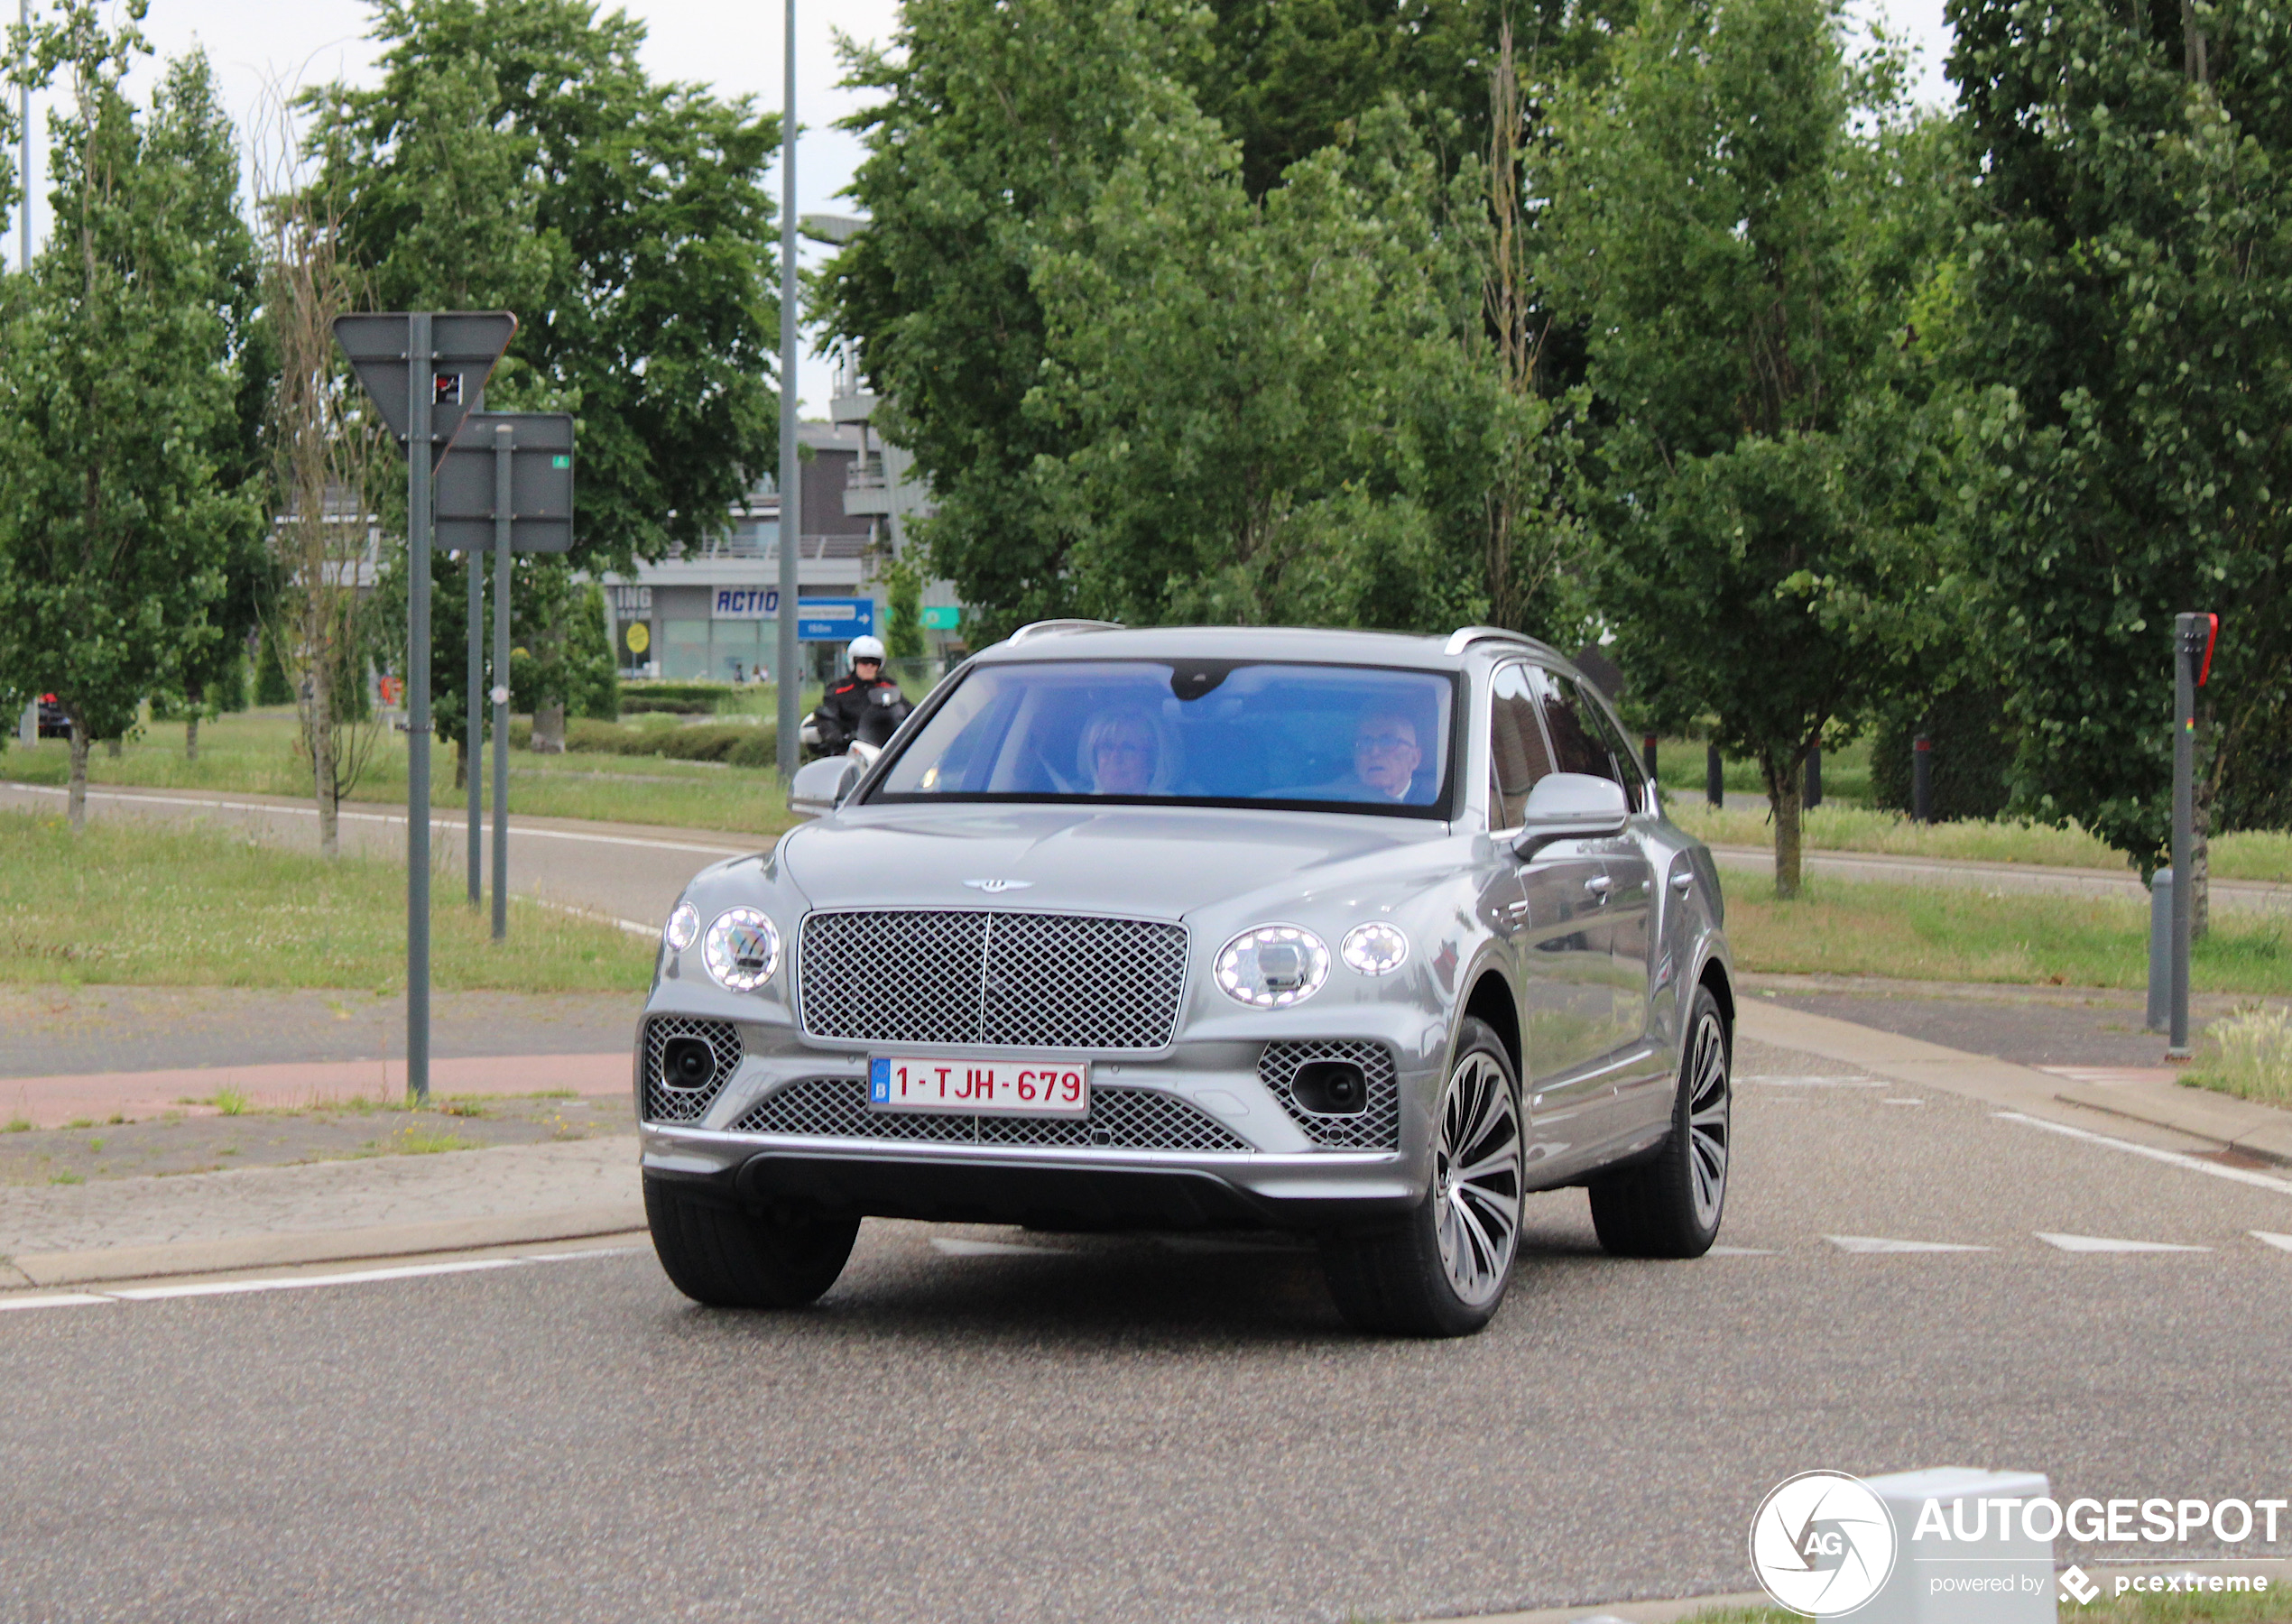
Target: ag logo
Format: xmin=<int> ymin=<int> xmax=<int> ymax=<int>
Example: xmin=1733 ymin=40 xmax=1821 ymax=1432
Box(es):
xmin=1748 ymin=1471 xmax=1898 ymax=1617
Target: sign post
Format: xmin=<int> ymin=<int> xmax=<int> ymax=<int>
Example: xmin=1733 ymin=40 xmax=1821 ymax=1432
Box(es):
xmin=776 ymin=0 xmax=801 ymax=779
xmin=2168 ymin=611 xmax=2219 ymax=1060
xmin=333 ymin=311 xmax=518 ymax=1103
xmin=493 ymin=422 xmax=513 ymax=943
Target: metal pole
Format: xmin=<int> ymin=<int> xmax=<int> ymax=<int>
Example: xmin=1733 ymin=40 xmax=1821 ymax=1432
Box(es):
xmin=774 ymin=0 xmax=801 ymax=781
xmin=406 ymin=313 xmax=433 ymax=1105
xmin=1705 ymin=743 xmax=1723 ymax=809
xmin=18 ymin=0 xmax=28 ymax=274
xmin=1912 ymin=734 xmax=1933 ymax=825
xmin=465 ymin=547 xmax=482 ymax=906
xmin=2168 ymin=614 xmax=2200 ymax=1059
xmin=2146 ymin=866 xmax=2173 ymax=1034
xmin=492 ymin=422 xmax=513 ymax=942
xmin=1641 ymin=734 xmax=1657 ymax=785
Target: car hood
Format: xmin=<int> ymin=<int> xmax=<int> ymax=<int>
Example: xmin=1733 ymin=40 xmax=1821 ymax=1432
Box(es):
xmin=780 ymin=805 xmax=1445 ymax=921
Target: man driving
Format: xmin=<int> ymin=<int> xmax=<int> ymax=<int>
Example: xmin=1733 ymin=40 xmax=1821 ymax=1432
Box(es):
xmin=1348 ymin=710 xmax=1424 ymax=801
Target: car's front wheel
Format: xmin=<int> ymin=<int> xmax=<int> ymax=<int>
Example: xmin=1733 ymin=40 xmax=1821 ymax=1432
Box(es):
xmin=1321 ymin=1017 xmax=1523 ymax=1337
xmin=644 ymin=1176 xmax=860 ymax=1308
xmin=1588 ymin=984 xmax=1730 ymax=1258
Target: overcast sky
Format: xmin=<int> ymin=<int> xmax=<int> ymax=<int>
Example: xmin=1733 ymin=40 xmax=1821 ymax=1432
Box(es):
xmin=10 ymin=0 xmax=1952 ymax=414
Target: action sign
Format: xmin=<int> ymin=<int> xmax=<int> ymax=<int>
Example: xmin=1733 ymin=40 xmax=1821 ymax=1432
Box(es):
xmin=433 ymin=411 xmax=575 ymax=552
xmin=797 ymin=597 xmax=875 ymax=641
xmin=332 ymin=312 xmax=517 ymax=469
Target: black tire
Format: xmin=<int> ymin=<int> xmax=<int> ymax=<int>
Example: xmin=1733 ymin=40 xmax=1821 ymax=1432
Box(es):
xmin=644 ymin=1176 xmax=860 ymax=1308
xmin=1589 ymin=984 xmax=1731 ymax=1259
xmin=1320 ymin=1017 xmax=1523 ymax=1338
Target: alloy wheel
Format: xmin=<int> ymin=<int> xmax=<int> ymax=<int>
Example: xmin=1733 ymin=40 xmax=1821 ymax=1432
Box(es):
xmin=1686 ymin=1009 xmax=1730 ymax=1229
xmin=1432 ymin=1048 xmax=1522 ymax=1306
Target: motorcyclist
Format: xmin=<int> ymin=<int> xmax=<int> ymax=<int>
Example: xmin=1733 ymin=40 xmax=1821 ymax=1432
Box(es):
xmin=807 ymin=634 xmax=911 ymax=754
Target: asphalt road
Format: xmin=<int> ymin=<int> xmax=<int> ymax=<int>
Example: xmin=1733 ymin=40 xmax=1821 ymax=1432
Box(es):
xmin=5 ymin=1035 xmax=2290 ymax=1623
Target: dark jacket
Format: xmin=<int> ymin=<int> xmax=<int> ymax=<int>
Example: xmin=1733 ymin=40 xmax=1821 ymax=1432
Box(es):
xmin=811 ymin=674 xmax=912 ymax=750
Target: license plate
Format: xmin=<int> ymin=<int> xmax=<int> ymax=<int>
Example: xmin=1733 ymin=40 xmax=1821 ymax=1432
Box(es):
xmin=868 ymin=1056 xmax=1090 ymax=1117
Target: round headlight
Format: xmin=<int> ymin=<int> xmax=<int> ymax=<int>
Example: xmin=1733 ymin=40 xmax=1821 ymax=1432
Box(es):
xmin=1341 ymin=921 xmax=1409 ymax=976
xmin=1215 ymin=925 xmax=1329 ymax=1009
xmin=663 ymin=901 xmax=699 ymax=954
xmin=702 ymin=908 xmax=780 ymax=992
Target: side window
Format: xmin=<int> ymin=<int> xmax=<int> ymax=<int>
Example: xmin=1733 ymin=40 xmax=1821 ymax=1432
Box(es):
xmin=1576 ymin=685 xmax=1652 ymax=814
xmin=1487 ymin=663 xmax=1555 ymax=828
xmin=1530 ymin=668 xmax=1625 ymax=790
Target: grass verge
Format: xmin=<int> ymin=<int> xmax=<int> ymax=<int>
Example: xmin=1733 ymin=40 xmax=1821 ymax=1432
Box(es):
xmin=2184 ymin=1006 xmax=2292 ymax=1109
xmin=2 ymin=708 xmax=799 ymax=838
xmin=1725 ymin=880 xmax=2290 ymax=995
xmin=1668 ymin=799 xmax=2291 ymax=885
xmin=0 ymin=808 xmax=652 ymax=992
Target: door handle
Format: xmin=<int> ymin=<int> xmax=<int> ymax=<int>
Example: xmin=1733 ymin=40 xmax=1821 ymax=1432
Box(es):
xmin=1669 ymin=872 xmax=1694 ymax=894
xmin=1584 ymin=875 xmax=1614 ymax=898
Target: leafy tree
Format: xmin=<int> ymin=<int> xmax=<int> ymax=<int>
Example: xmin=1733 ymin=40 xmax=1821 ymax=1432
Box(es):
xmin=1945 ymin=0 xmax=2292 ymax=932
xmin=1539 ymin=0 xmax=1950 ymax=895
xmin=0 ymin=9 xmax=258 ymax=827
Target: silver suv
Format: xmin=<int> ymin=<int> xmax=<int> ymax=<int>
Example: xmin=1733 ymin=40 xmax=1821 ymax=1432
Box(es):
xmin=637 ymin=623 xmax=1733 ymax=1336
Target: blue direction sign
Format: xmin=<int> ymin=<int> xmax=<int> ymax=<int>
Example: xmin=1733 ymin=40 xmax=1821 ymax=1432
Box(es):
xmin=797 ymin=597 xmax=875 ymax=641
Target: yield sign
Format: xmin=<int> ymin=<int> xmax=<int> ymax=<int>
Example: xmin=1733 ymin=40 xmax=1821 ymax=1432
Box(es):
xmin=333 ymin=311 xmax=517 ymax=469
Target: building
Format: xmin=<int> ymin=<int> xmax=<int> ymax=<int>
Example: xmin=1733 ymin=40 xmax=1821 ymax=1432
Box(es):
xmin=603 ymin=348 xmax=955 ymax=684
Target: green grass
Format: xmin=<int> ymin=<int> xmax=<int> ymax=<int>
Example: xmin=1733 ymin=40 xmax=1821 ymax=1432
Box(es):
xmin=1 ymin=707 xmax=800 ymax=838
xmin=1668 ymin=798 xmax=2290 ymax=885
xmin=2185 ymin=1004 xmax=2292 ymax=1108
xmin=1727 ymin=880 xmax=2291 ymax=994
xmin=208 ymin=1089 xmax=249 ymax=1117
xmin=0 ymin=808 xmax=652 ymax=992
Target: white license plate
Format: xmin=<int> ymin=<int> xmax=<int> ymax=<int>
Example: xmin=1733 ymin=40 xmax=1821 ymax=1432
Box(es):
xmin=868 ymin=1056 xmax=1090 ymax=1117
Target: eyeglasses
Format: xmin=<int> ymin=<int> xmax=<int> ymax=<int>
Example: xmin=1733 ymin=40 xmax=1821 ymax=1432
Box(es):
xmin=1356 ymin=732 xmax=1417 ymax=755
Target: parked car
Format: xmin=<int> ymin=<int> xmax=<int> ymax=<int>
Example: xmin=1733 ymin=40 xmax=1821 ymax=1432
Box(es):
xmin=637 ymin=623 xmax=1733 ymax=1336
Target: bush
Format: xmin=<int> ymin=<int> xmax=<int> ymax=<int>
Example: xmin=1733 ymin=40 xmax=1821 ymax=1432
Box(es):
xmin=1871 ymin=685 xmax=2010 ymax=822
xmin=620 ymin=682 xmax=735 ymax=708
xmin=2187 ymin=1004 xmax=2292 ymax=1109
xmin=559 ymin=716 xmax=778 ymax=767
xmin=619 ymin=695 xmax=716 ymax=715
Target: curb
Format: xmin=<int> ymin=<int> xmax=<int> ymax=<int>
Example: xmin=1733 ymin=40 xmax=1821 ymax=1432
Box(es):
xmin=1425 ymin=1592 xmax=1765 ymax=1623
xmin=4 ymin=1201 xmax=646 ymax=1288
xmin=1738 ymin=1000 xmax=2292 ymax=1159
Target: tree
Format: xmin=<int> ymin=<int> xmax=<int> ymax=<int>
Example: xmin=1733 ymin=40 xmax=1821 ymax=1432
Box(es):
xmin=1539 ymin=0 xmax=1950 ymax=896
xmin=1945 ymin=0 xmax=2292 ymax=934
xmin=0 ymin=8 xmax=258 ymax=828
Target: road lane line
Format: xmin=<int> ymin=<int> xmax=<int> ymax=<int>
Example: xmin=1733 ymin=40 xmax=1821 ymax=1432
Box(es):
xmin=2251 ymin=1231 xmax=2292 ymax=1252
xmin=112 ymin=1257 xmax=533 ymax=1298
xmin=1705 ymin=1246 xmax=1776 ymax=1256
xmin=1994 ymin=1111 xmax=2292 ymax=1197
xmin=1826 ymin=1235 xmax=1992 ymax=1253
xmin=930 ymin=1237 xmax=1076 ymax=1258
xmin=0 ymin=1293 xmax=117 ymax=1312
xmin=2036 ymin=1232 xmax=2210 ymax=1254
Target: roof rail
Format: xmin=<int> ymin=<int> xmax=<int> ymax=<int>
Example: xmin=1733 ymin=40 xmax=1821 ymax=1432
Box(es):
xmin=1006 ymin=618 xmax=1124 ymax=644
xmin=1443 ymin=625 xmax=1533 ymax=657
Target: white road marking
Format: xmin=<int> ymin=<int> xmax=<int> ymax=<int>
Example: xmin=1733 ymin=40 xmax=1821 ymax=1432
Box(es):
xmin=2251 ymin=1232 xmax=2292 ymax=1252
xmin=0 ymin=1245 xmax=646 ymax=1314
xmin=1882 ymin=1098 xmax=1926 ymax=1107
xmin=1 ymin=782 xmax=752 ymax=858
xmin=930 ymin=1237 xmax=1074 ymax=1258
xmin=2037 ymin=1232 xmax=2210 ymax=1254
xmin=1741 ymin=1075 xmax=1886 ymax=1087
xmin=1995 ymin=1111 xmax=2292 ymax=1198
xmin=1826 ymin=1235 xmax=1992 ymax=1254
xmin=1706 ymin=1245 xmax=1776 ymax=1256
xmin=0 ymin=1293 xmax=117 ymax=1312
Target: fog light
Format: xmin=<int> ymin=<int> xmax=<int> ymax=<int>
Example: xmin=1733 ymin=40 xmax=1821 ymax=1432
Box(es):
xmin=660 ymin=1036 xmax=719 ymax=1092
xmin=1340 ymin=921 xmax=1409 ymax=976
xmin=1293 ymin=1059 xmax=1368 ymax=1115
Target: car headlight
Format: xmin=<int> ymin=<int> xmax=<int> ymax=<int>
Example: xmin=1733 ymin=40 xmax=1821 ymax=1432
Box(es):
xmin=1341 ymin=921 xmax=1409 ymax=976
xmin=663 ymin=901 xmax=699 ymax=954
xmin=703 ymin=907 xmax=781 ymax=992
xmin=1215 ymin=925 xmax=1328 ymax=1008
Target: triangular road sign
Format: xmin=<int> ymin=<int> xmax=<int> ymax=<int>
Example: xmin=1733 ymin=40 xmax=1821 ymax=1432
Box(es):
xmin=333 ymin=312 xmax=518 ymax=468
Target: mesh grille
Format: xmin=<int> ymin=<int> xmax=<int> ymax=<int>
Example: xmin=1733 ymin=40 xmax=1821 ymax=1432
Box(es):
xmin=731 ymin=1078 xmax=1251 ymax=1153
xmin=798 ymin=910 xmax=1188 ymax=1050
xmin=641 ymin=1016 xmax=744 ymax=1123
xmin=1260 ymin=1039 xmax=1401 ymax=1149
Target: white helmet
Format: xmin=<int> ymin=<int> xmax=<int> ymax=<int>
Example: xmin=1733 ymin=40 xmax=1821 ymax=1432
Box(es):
xmin=848 ymin=634 xmax=886 ymax=663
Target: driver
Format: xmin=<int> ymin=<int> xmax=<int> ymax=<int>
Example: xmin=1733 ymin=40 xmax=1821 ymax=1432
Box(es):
xmin=1080 ymin=711 xmax=1160 ymax=795
xmin=1346 ymin=710 xmax=1423 ymax=801
xmin=808 ymin=635 xmax=911 ymax=752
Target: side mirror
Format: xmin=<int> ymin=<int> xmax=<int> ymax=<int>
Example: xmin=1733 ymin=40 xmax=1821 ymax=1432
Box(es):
xmin=790 ymin=754 xmax=862 ymax=818
xmin=1511 ymin=771 xmax=1630 ymax=857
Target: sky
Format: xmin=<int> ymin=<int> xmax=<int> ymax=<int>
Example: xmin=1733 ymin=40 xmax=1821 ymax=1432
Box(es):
xmin=9 ymin=0 xmax=1953 ymax=414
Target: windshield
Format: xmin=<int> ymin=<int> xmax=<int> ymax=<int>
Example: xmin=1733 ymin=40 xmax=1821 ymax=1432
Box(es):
xmin=870 ymin=660 xmax=1456 ymax=817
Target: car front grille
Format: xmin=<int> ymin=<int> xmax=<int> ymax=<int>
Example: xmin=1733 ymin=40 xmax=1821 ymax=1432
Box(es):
xmin=1260 ymin=1039 xmax=1401 ymax=1150
xmin=640 ymin=1015 xmax=743 ymax=1123
xmin=798 ymin=909 xmax=1188 ymax=1050
xmin=731 ymin=1078 xmax=1252 ymax=1154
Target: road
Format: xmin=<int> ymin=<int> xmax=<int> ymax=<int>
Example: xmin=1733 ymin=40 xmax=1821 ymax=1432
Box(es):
xmin=5 ymin=1032 xmax=2289 ymax=1622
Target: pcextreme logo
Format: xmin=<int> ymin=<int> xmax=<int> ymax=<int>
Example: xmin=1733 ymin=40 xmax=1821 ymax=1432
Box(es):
xmin=1748 ymin=1472 xmax=1899 ymax=1617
